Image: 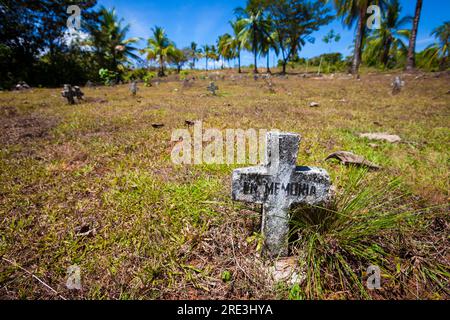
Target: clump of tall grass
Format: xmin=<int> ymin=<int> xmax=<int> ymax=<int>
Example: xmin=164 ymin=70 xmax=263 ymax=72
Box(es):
xmin=288 ymin=167 xmax=449 ymax=299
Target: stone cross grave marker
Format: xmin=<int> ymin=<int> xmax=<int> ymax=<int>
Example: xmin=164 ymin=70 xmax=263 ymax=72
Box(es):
xmin=61 ymin=84 xmax=84 ymax=105
xmin=232 ymin=132 xmax=331 ymax=257
xmin=207 ymin=81 xmax=218 ymax=95
xmin=391 ymin=76 xmax=404 ymax=95
xmin=130 ymin=81 xmax=138 ymax=96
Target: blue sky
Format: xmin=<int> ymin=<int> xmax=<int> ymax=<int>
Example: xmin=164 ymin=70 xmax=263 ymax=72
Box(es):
xmin=96 ymin=0 xmax=450 ymax=68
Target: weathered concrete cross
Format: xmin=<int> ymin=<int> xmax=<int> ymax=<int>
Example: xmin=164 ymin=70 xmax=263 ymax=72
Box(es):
xmin=232 ymin=132 xmax=331 ymax=257
xmin=207 ymin=81 xmax=218 ymax=95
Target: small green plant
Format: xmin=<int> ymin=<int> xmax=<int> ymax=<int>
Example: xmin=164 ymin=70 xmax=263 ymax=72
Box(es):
xmin=179 ymin=70 xmax=189 ymax=81
xmin=143 ymin=71 xmax=156 ymax=87
xmin=221 ymin=270 xmax=232 ymax=282
xmin=246 ymin=232 xmax=264 ymax=253
xmin=288 ymin=283 xmax=304 ymax=300
xmin=99 ymin=68 xmax=118 ymax=86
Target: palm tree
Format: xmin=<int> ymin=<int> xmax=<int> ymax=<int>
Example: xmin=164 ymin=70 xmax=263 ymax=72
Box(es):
xmin=333 ymin=0 xmax=386 ymax=75
xmin=189 ymin=42 xmax=200 ymax=69
xmin=142 ymin=26 xmax=175 ymax=77
xmin=230 ymin=19 xmax=246 ymax=73
xmin=234 ymin=7 xmax=267 ymax=73
xmin=218 ymin=33 xmax=234 ymax=69
xmin=202 ymin=44 xmax=211 ymax=71
xmin=364 ymin=0 xmax=411 ymax=68
xmin=209 ymin=45 xmax=219 ymax=70
xmin=421 ymin=22 xmax=450 ymax=70
xmin=406 ymin=0 xmax=423 ymax=71
xmin=378 ymin=0 xmax=411 ymax=67
xmin=169 ymin=47 xmax=189 ymax=73
xmin=88 ymin=7 xmax=140 ymax=73
xmin=260 ymin=27 xmax=279 ymax=74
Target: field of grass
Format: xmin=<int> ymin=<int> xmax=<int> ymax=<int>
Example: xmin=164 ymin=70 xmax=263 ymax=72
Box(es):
xmin=0 ymin=69 xmax=449 ymax=299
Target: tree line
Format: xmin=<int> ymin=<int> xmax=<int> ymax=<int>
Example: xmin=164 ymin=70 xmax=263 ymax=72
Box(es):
xmin=0 ymin=0 xmax=448 ymax=89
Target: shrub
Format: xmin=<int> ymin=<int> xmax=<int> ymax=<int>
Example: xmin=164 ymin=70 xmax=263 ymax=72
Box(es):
xmin=124 ymin=68 xmax=148 ymax=82
xmin=143 ymin=71 xmax=156 ymax=87
xmin=179 ymin=70 xmax=189 ymax=80
xmin=99 ymin=68 xmax=118 ymax=86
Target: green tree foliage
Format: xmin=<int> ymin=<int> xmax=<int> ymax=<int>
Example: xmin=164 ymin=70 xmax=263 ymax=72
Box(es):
xmin=333 ymin=0 xmax=386 ymax=75
xmin=209 ymin=45 xmax=219 ymax=69
xmin=0 ymin=0 xmax=98 ymax=88
xmin=142 ymin=26 xmax=175 ymax=77
xmin=234 ymin=5 xmax=269 ymax=73
xmin=229 ymin=19 xmax=247 ymax=73
xmin=201 ymin=44 xmax=211 ymax=71
xmin=268 ymin=0 xmax=333 ymax=74
xmin=260 ymin=16 xmax=279 ymax=73
xmin=0 ymin=0 xmax=447 ymax=89
xmin=363 ymin=0 xmax=411 ymax=68
xmin=188 ymin=42 xmax=201 ymax=69
xmin=418 ymin=21 xmax=450 ymax=71
xmin=169 ymin=48 xmax=190 ymax=73
xmin=217 ymin=33 xmax=234 ymax=69
xmin=87 ymin=6 xmax=140 ymax=77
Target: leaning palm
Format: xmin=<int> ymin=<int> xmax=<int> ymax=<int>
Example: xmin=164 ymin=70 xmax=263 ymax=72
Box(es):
xmin=142 ymin=26 xmax=175 ymax=77
xmin=406 ymin=0 xmax=423 ymax=71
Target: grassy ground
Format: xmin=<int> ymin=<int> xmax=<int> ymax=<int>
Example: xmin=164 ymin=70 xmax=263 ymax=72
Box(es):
xmin=0 ymin=69 xmax=449 ymax=299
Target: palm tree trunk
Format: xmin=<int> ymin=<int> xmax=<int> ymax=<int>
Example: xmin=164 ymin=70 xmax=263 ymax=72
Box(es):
xmin=406 ymin=0 xmax=423 ymax=71
xmin=381 ymin=37 xmax=392 ymax=67
xmin=281 ymin=49 xmax=287 ymax=74
xmin=253 ymin=49 xmax=258 ymax=73
xmin=159 ymin=57 xmax=165 ymax=77
xmin=352 ymin=6 xmax=367 ymax=75
xmin=238 ymin=50 xmax=241 ymax=73
xmin=266 ymin=52 xmax=271 ymax=73
xmin=253 ymin=47 xmax=258 ymax=73
xmin=253 ymin=27 xmax=258 ymax=73
xmin=205 ymin=57 xmax=208 ymax=71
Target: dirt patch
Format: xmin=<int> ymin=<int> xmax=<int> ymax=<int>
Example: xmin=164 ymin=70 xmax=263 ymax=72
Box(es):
xmin=0 ymin=105 xmax=19 ymax=117
xmin=0 ymin=113 xmax=59 ymax=145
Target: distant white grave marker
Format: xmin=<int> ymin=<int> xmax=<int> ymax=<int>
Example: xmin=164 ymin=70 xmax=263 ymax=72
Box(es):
xmin=232 ymin=132 xmax=331 ymax=257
